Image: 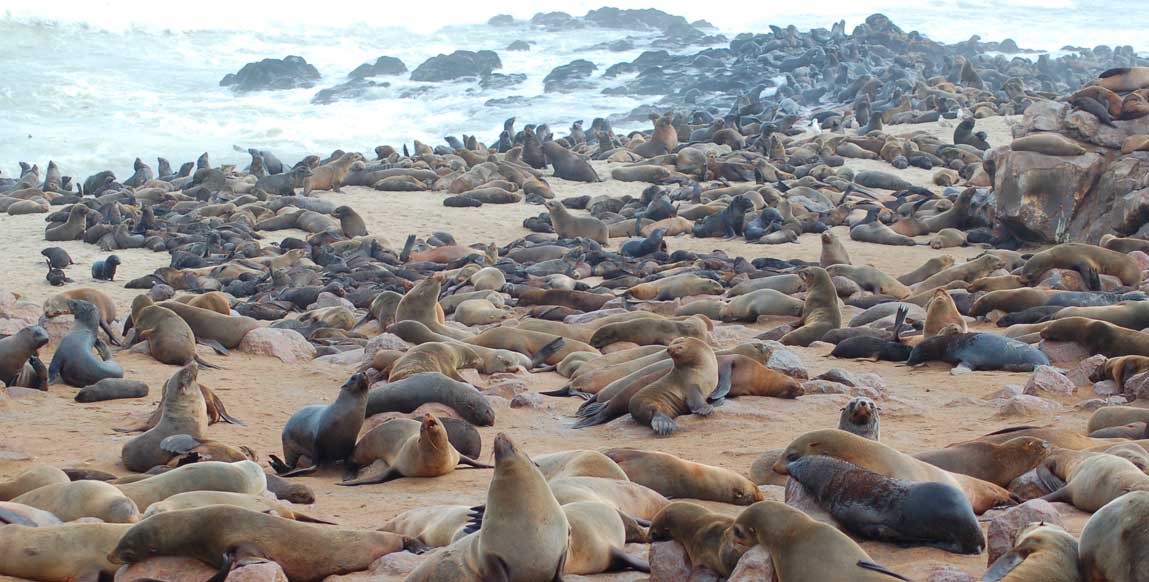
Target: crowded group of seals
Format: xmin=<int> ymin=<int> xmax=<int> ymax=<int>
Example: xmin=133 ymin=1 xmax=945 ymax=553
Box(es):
xmin=4 ymin=8 xmax=1149 ymax=582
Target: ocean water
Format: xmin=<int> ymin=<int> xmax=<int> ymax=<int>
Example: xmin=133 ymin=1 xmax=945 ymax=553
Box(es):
xmin=1 ymin=0 xmax=1146 ymax=180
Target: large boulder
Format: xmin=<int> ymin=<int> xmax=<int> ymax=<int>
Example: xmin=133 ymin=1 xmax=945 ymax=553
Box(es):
xmin=219 ymin=56 xmax=320 ymax=92
xmin=348 ymin=56 xmax=407 ymax=79
xmin=584 ymin=7 xmax=693 ymax=32
xmin=239 ymin=328 xmax=316 ymax=363
xmin=992 ymin=146 xmax=1104 ymax=242
xmin=543 ymin=60 xmax=598 ymax=93
xmin=409 ymin=50 xmax=501 ymax=82
xmin=1067 ymin=156 xmax=1149 ymax=243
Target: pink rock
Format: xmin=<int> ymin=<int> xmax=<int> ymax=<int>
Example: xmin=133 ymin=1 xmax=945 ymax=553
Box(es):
xmin=1039 ymin=340 xmax=1092 ymax=363
xmin=986 ymin=385 xmax=1024 ymax=400
xmin=0 ymin=289 xmax=20 ymax=310
xmin=510 ymin=392 xmax=544 ymax=409
xmin=1037 ymin=268 xmax=1087 ymax=291
xmin=366 ymin=551 xmax=427 ymax=577
xmin=1129 ymin=251 xmax=1149 ymax=271
xmin=985 ymin=499 xmax=1064 ymax=565
xmin=1023 ymin=366 xmax=1076 ymax=396
xmin=710 ymin=325 xmax=755 ymax=347
xmin=309 ymin=292 xmax=355 ymax=311
xmin=481 ymin=380 xmax=528 ymax=400
xmin=800 ymin=380 xmax=850 ymax=395
xmin=38 ymin=314 xmax=74 ymax=341
xmin=996 ymin=394 xmax=1062 ymax=417
xmin=1093 ymin=380 xmax=1121 ymax=396
xmin=1124 ymin=370 xmax=1149 ymax=401
xmin=364 ymin=333 xmax=412 ymax=360
xmin=926 ymin=564 xmax=976 ymax=582
xmin=115 ymin=557 xmax=217 ymax=582
xmin=727 ymin=546 xmax=775 ymax=582
xmin=314 ymin=348 xmax=366 ymax=367
xmin=1076 ymin=396 xmax=1129 ymax=411
xmin=649 ymin=541 xmax=693 ymax=582
xmin=227 ymin=562 xmax=288 ymax=582
xmin=239 ymin=328 xmax=316 ymax=363
xmin=1008 ymin=468 xmax=1054 ymax=500
xmin=1068 ymin=355 xmax=1107 ymax=386
xmin=762 ymin=341 xmax=807 ymax=378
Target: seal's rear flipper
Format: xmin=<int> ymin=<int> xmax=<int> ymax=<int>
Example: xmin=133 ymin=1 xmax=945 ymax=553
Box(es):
xmin=609 ymin=548 xmax=650 ymax=573
xmin=856 ymin=560 xmax=911 ymax=581
xmin=197 ymin=338 xmax=230 ymax=356
xmin=530 ymin=337 xmax=566 ymax=369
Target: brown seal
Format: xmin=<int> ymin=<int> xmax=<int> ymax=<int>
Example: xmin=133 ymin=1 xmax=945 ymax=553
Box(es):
xmin=604 ymin=448 xmax=763 ymax=504
xmin=380 ymin=505 xmax=471 ymax=547
xmin=916 ymin=253 xmax=1006 ymax=291
xmin=465 ymin=326 xmax=592 ymax=365
xmin=731 ymin=501 xmax=910 ymax=582
xmin=626 ymin=274 xmax=725 ymax=301
xmin=775 ymin=429 xmax=1015 ymax=514
xmin=914 ymin=437 xmax=1052 ymax=487
xmin=648 ymin=502 xmax=744 ymax=577
xmin=1095 ymin=66 xmax=1149 ymax=91
xmin=1051 ymin=300 xmax=1149 ymax=330
xmin=395 ymin=276 xmax=471 ymax=340
xmin=116 ymin=460 xmax=266 ymax=511
xmin=1041 ymin=453 xmax=1149 ymax=512
xmin=143 ymin=490 xmax=332 ymax=524
xmin=1020 ymin=243 xmax=1142 ymax=289
xmin=339 ymin=413 xmax=491 ymax=486
xmin=331 ymin=205 xmax=367 ymax=237
xmin=545 ymin=199 xmax=609 ymax=244
xmin=1087 ymin=404 xmax=1149 ymax=433
xmin=303 ymin=152 xmax=364 ymax=194
xmin=12 ymin=480 xmax=140 ymax=523
xmin=549 ymin=476 xmax=669 ymax=521
xmin=388 ymin=342 xmax=482 ymax=382
xmin=0 ymin=325 xmax=49 ymax=389
xmin=158 ymin=300 xmax=260 ymax=349
xmin=627 ymin=337 xmax=718 ymax=435
xmin=589 ymin=314 xmax=710 ymax=348
xmin=712 ymin=354 xmax=804 ymax=400
xmin=0 ymin=466 xmax=69 ymax=501
xmin=819 ymin=231 xmax=851 ymax=266
xmin=405 ymin=433 xmax=569 ymax=581
xmin=561 ymin=501 xmax=650 ymax=575
xmin=0 ymin=522 xmax=133 ymax=582
xmin=535 ymin=450 xmax=628 ymax=480
xmin=1078 ymin=490 xmax=1149 ymax=581
xmin=780 ymin=267 xmax=842 ymax=347
xmin=44 ymin=204 xmax=90 ymax=241
xmin=1010 ymin=133 xmax=1087 ymax=156
xmin=269 ymin=372 xmax=370 ymax=477
xmin=543 ymin=141 xmax=599 ymax=182
xmin=983 ymin=522 xmax=1080 ymax=582
xmin=720 ymin=289 xmax=804 ymax=321
xmin=924 ymin=289 xmax=966 ymax=337
xmin=43 ymin=288 xmax=121 ymax=344
xmin=127 ymin=298 xmax=219 ymax=368
xmin=172 ymin=291 xmax=232 ymax=315
xmin=1040 ymin=317 xmax=1149 ymax=357
xmin=827 ymin=264 xmax=912 ymax=298
xmin=121 ymin=364 xmax=207 ymax=472
xmin=108 ymin=505 xmax=415 ymax=581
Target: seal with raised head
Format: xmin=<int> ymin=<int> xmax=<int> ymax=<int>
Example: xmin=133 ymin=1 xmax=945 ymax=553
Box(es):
xmin=648 ymin=502 xmax=744 ymax=577
xmin=786 ymin=454 xmax=984 ymax=554
xmin=121 ymin=364 xmax=207 ymax=472
xmin=604 ymin=448 xmax=763 ymax=505
xmin=627 ymin=337 xmax=718 ymax=436
xmin=543 ymin=141 xmax=599 ymax=182
xmin=780 ymin=267 xmax=842 ymax=346
xmin=907 ymin=326 xmax=1050 ymax=372
xmin=127 ymin=297 xmax=220 ymax=369
xmin=44 ymin=204 xmax=90 ymax=241
xmin=109 ymin=505 xmax=416 ymax=581
xmin=731 ymin=501 xmax=910 ymax=582
xmin=269 ymin=372 xmax=371 ymax=477
xmin=839 ymin=396 xmax=880 ymax=440
xmin=48 ymin=300 xmax=124 ymax=387
xmin=0 ymin=325 xmax=49 ymax=389
xmin=545 ymin=199 xmax=609 ymax=244
xmin=339 ymin=413 xmax=491 ymax=486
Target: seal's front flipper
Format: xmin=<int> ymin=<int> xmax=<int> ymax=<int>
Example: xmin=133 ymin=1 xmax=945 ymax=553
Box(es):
xmin=650 ymin=412 xmax=679 ymax=436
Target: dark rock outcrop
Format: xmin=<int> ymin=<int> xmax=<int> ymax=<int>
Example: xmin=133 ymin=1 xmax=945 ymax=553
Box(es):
xmin=410 ymin=50 xmax=502 ymax=82
xmin=543 ymin=60 xmax=598 ymax=93
xmin=348 ymin=56 xmax=407 ymax=80
xmin=219 ymin=56 xmax=320 ymax=92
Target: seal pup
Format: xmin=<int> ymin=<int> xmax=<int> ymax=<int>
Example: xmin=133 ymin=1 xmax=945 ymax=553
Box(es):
xmin=731 ymin=501 xmax=910 ymax=581
xmin=269 ymin=372 xmax=370 ymax=476
xmin=41 ymin=247 xmax=73 ymax=269
xmin=984 ymin=522 xmax=1081 ymax=582
xmin=91 ymin=254 xmax=121 ymax=281
xmin=47 ymin=300 xmax=124 ymax=387
xmin=405 ymin=433 xmax=570 ymax=582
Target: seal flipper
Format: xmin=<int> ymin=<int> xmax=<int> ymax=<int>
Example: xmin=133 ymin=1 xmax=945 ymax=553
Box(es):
xmin=608 ymin=548 xmax=651 ymax=573
xmin=530 ymin=337 xmax=566 ymax=369
xmin=194 ymin=356 xmax=222 ymax=370
xmin=707 ymin=361 xmax=734 ymax=404
xmin=28 ymin=354 xmax=48 ymax=390
xmin=94 ymin=338 xmax=112 ymax=361
xmin=1039 ymin=486 xmax=1071 ymax=504
xmin=686 ymin=387 xmax=714 ymax=417
xmin=855 ymin=560 xmax=911 ymax=581
xmin=457 ymin=455 xmax=493 ymax=469
xmin=0 ymin=506 xmax=38 ymax=526
xmin=650 ymin=412 xmax=679 ymax=436
xmin=197 ymin=338 xmax=230 ymax=356
xmin=204 ymin=388 xmax=244 ymax=426
xmin=100 ymin=321 xmax=123 ymax=347
xmin=160 ymin=434 xmax=202 ymax=454
xmin=337 ymin=463 xmax=401 ymax=486
xmin=1079 ymin=265 xmax=1102 ymax=291
xmin=983 ymin=549 xmax=1026 ymax=582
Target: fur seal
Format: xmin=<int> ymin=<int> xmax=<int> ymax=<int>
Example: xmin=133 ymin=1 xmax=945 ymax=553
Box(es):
xmin=0 ymin=466 xmax=69 ymax=501
xmin=269 ymin=372 xmax=370 ymax=476
xmin=983 ymin=522 xmax=1080 ymax=582
xmin=0 ymin=325 xmax=49 ymax=389
xmin=839 ymin=396 xmax=880 ymax=440
xmin=158 ymin=300 xmax=260 ymax=349
xmin=396 ymin=276 xmax=471 ymax=340
xmin=720 ymin=289 xmax=804 ymax=321
xmin=1020 ymin=243 xmax=1142 ymax=290
xmin=627 ymin=337 xmax=718 ymax=435
xmin=648 ymin=502 xmax=743 ymax=577
xmin=405 ymin=433 xmax=569 ymax=582
xmin=127 ymin=299 xmax=219 ymax=368
xmin=731 ymin=501 xmax=910 ymax=582
xmin=1040 ymin=317 xmax=1149 ymax=357
xmin=339 ymin=413 xmax=491 ymax=485
xmin=561 ymin=500 xmax=650 ymax=575
xmin=12 ymin=480 xmax=140 ymax=522
xmin=1078 ymin=490 xmax=1149 ymax=582
xmin=388 ymin=341 xmax=483 ymax=382
xmin=142 ymin=490 xmax=330 ymax=524
xmin=626 ymin=274 xmax=724 ymax=301
xmin=589 ymin=314 xmax=709 ymax=348
xmin=41 ymin=246 xmax=73 ymax=269
xmin=48 ymin=300 xmax=124 ymax=387
xmin=91 ymin=254 xmax=121 ymax=281
xmin=44 ymin=204 xmax=90 ymax=241
xmin=907 ymin=328 xmax=1050 ymax=372
xmin=543 ymin=141 xmax=599 ymax=182
xmin=116 ymin=460 xmax=267 ymax=511
xmin=924 ymin=289 xmax=966 ymax=337
xmin=109 ymin=505 xmax=415 ymax=581
xmin=604 ymin=448 xmax=763 ymax=505
xmin=0 ymin=522 xmax=133 ymax=582
xmin=76 ymin=378 xmax=149 ymax=402
xmin=914 ymin=437 xmax=1051 ymax=487
xmin=776 ymin=429 xmax=1015 ymax=514
xmin=1040 ymin=453 xmax=1149 ymax=512
xmin=780 ymin=267 xmax=842 ymax=346
xmin=786 ymin=455 xmax=984 ymax=554
xmin=121 ymin=364 xmax=206 ymax=472
xmin=1087 ymin=404 xmax=1149 ymax=433
xmin=545 ymin=199 xmax=609 ymax=244
xmin=43 ymin=288 xmax=121 ymax=345
xmin=1010 ymin=134 xmax=1087 ymax=156
xmin=366 ymin=372 xmax=495 ymax=426
xmin=820 ymin=231 xmax=851 ymax=266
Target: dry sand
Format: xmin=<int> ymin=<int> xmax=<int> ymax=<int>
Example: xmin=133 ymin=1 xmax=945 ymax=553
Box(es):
xmin=0 ymin=115 xmax=1105 ymax=580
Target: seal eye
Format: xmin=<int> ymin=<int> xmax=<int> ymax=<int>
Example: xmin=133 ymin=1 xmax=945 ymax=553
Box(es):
xmin=786 ymin=452 xmax=799 ymax=462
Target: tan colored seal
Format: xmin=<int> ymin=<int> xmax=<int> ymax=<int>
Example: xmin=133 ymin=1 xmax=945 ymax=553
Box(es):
xmin=914 ymin=436 xmax=1051 ymax=487
xmin=648 ymin=501 xmax=743 ymax=577
xmin=121 ymin=364 xmax=207 ymax=472
xmin=535 ymin=450 xmax=628 ymax=480
xmin=924 ymin=289 xmax=966 ymax=337
xmin=604 ymin=448 xmax=763 ymax=505
xmin=545 ymin=199 xmax=609 ymax=244
xmin=819 ymin=231 xmax=850 ymax=266
xmin=898 ymin=255 xmax=956 ymax=286
xmin=589 ymin=314 xmax=710 ymax=348
xmin=781 ymin=267 xmax=841 ymax=346
xmin=1040 ymin=317 xmax=1149 ymax=357
xmin=0 ymin=522 xmax=132 ymax=582
xmin=1078 ymin=490 xmax=1149 ymax=582
xmin=396 ymin=276 xmax=471 ymax=340
xmin=143 ymin=490 xmax=332 ymax=524
xmin=0 ymin=465 xmax=69 ymax=501
xmin=626 ymin=274 xmax=724 ymax=300
xmin=1010 ymin=133 xmax=1087 ymax=156
xmin=984 ymin=522 xmax=1080 ymax=582
xmin=116 ymin=460 xmax=267 ymax=511
xmin=340 ymin=414 xmax=491 ymax=486
xmin=627 ymin=337 xmax=718 ymax=435
xmin=1020 ymin=243 xmax=1142 ymax=289
xmin=12 ymin=480 xmax=140 ymax=523
xmin=1041 ymin=453 xmax=1149 ymax=511
xmin=388 ymin=342 xmax=482 ymax=381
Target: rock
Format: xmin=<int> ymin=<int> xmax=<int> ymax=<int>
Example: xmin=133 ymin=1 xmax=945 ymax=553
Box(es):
xmin=801 ymin=380 xmax=850 ymax=395
xmin=1129 ymin=251 xmax=1149 ymax=271
xmin=366 ymin=551 xmax=427 ymax=577
xmin=115 ymin=557 xmax=217 ymax=582
xmin=986 ymin=384 xmax=1024 ymax=400
xmin=760 ymin=341 xmax=808 ymax=379
xmin=1123 ymin=369 xmax=1149 ymax=401
xmin=239 ymin=328 xmax=316 ymax=363
xmin=584 ymin=7 xmax=695 ymax=33
xmin=505 ymin=40 xmax=531 ymax=51
xmin=313 ymin=348 xmax=365 ymax=368
xmin=364 ymin=334 xmax=411 ymax=360
xmin=510 ymin=392 xmax=544 ymax=409
xmin=1037 ymin=268 xmax=1089 ymax=291
xmin=985 ymin=499 xmax=1064 ymax=565
xmin=226 ymin=562 xmax=287 ymax=582
xmin=997 ymin=394 xmax=1062 ymax=417
xmin=38 ymin=314 xmax=73 ymax=341
xmin=311 ymin=292 xmax=356 ymax=310
xmin=709 ymin=324 xmax=754 ymax=347
xmin=649 ymin=541 xmax=692 ymax=582
xmin=219 ymin=56 xmax=320 ymax=92
xmin=925 ymin=564 xmax=976 ymax=582
xmin=410 ymin=50 xmax=501 ymax=82
xmin=1008 ymin=467 xmax=1054 ymax=500
xmin=531 ymin=11 xmax=576 ymax=29
xmin=1075 ymin=396 xmax=1128 ymax=410
xmin=479 ymin=73 xmax=526 ymax=90
xmin=1092 ymin=377 xmax=1121 ymax=396
xmin=481 ymin=380 xmax=529 ymax=400
xmin=488 ymin=14 xmax=515 ymax=26
xmin=1023 ymin=365 xmax=1076 ymax=395
xmin=1039 ymin=340 xmax=1092 ymax=363
xmin=1066 ymin=156 xmax=1149 ymax=244
xmin=543 ymin=59 xmax=598 ymax=93
xmin=727 ymin=546 xmax=775 ymax=582
xmin=1068 ymin=354 xmax=1107 ymax=386
xmin=348 ymin=56 xmax=407 ymax=79
xmin=992 ymin=148 xmax=1105 ymax=243
xmin=0 ymin=289 xmax=20 ymax=310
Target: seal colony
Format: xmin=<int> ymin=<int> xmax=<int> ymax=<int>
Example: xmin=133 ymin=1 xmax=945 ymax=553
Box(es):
xmin=3 ymin=8 xmax=1149 ymax=582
